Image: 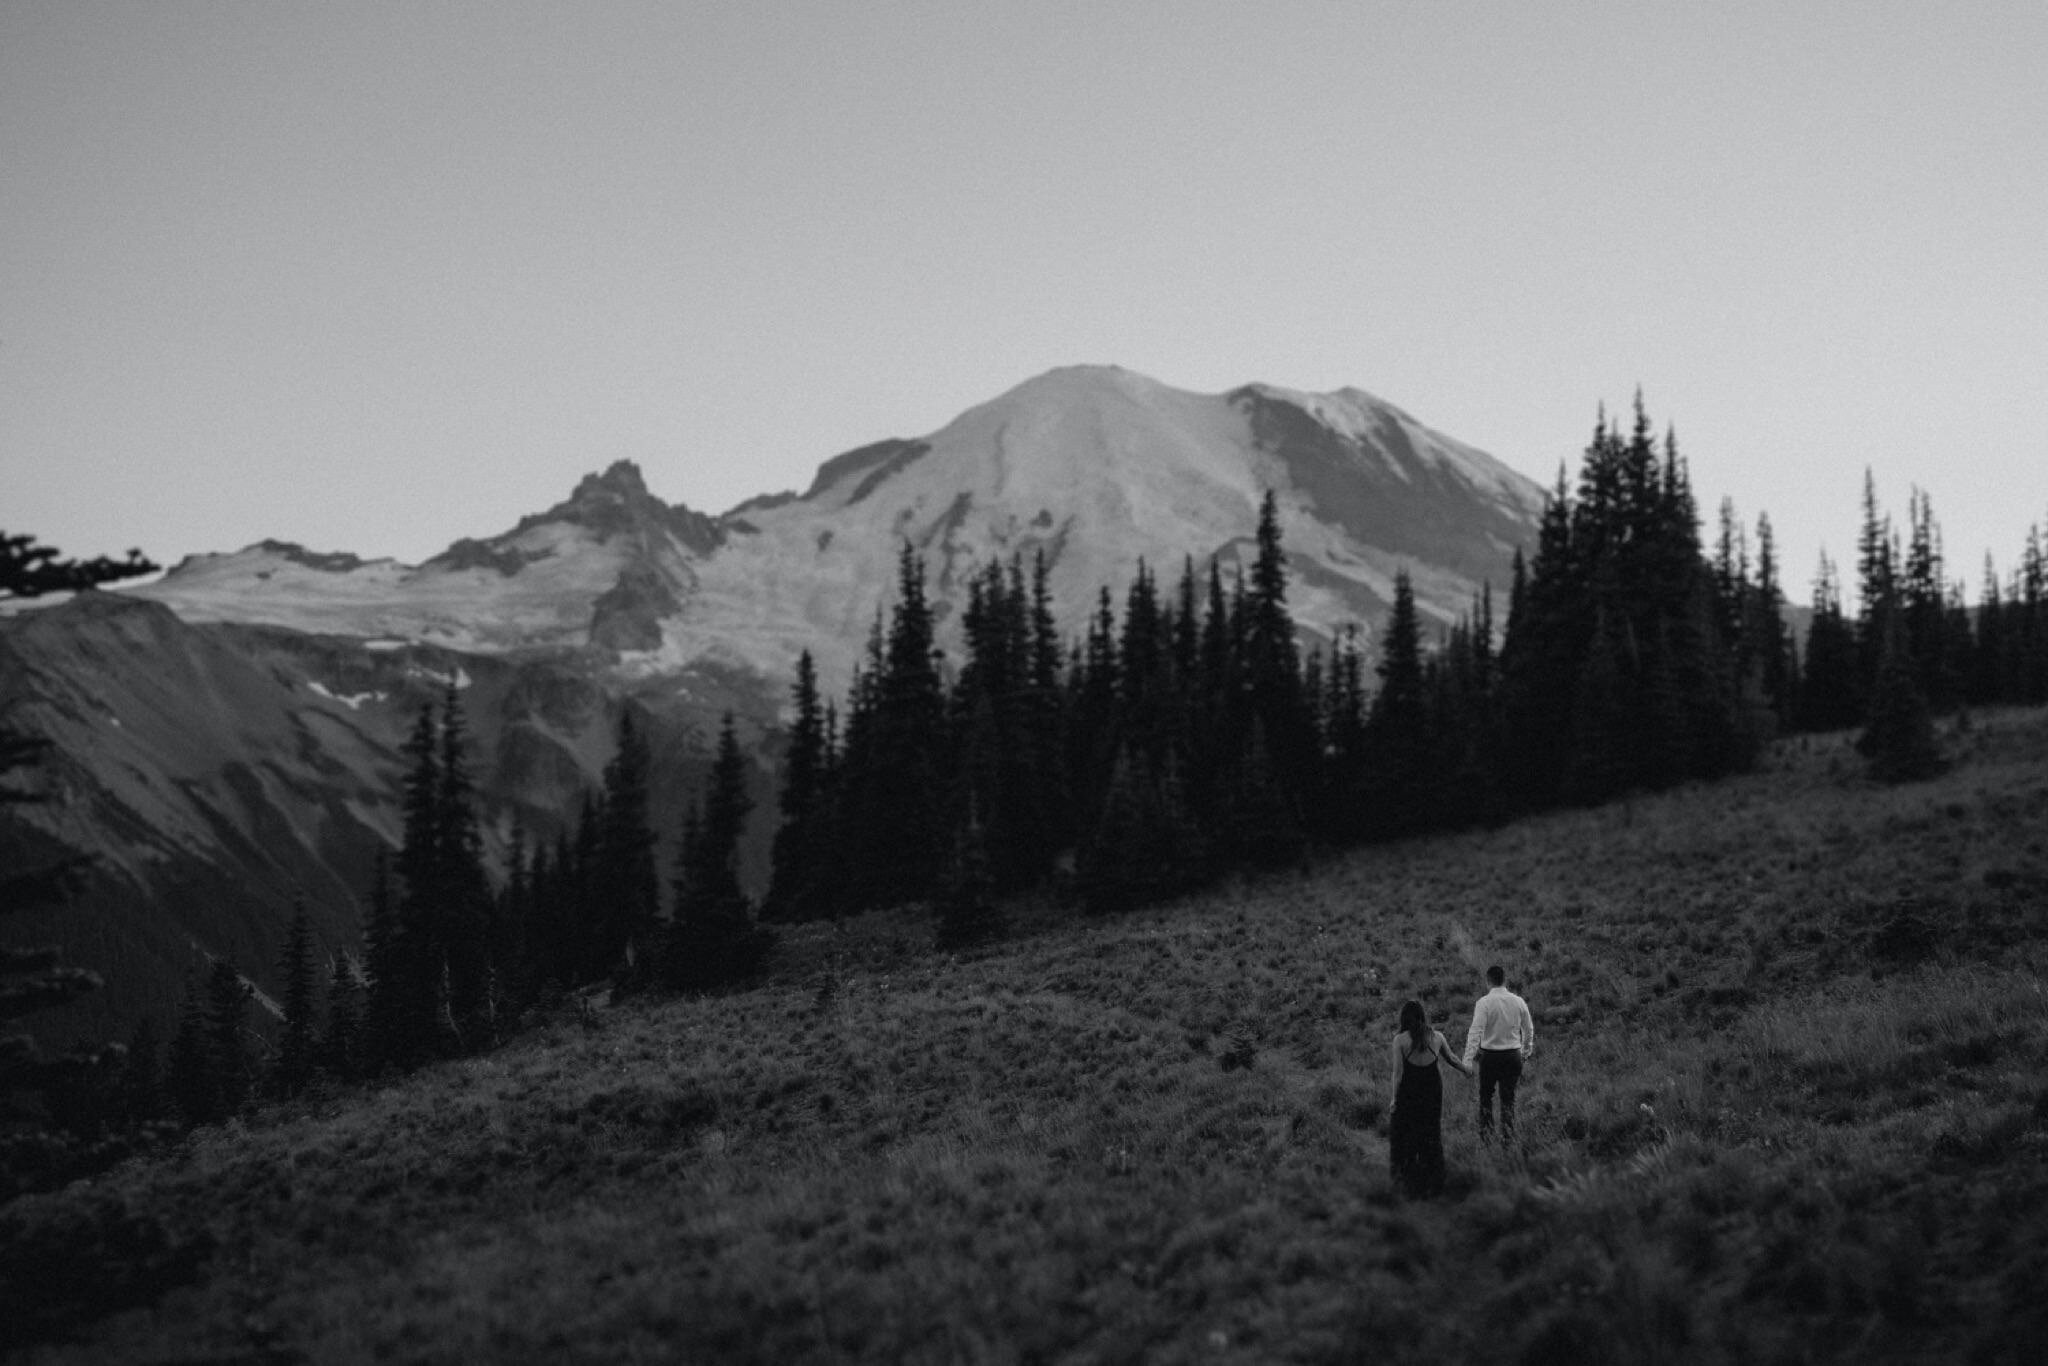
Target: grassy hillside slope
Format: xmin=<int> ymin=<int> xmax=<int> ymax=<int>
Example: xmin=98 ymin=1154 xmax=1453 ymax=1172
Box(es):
xmin=8 ymin=711 xmax=2048 ymax=1363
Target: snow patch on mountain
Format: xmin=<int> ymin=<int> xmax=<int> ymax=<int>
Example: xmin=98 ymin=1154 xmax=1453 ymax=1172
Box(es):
xmin=307 ymin=680 xmax=382 ymax=710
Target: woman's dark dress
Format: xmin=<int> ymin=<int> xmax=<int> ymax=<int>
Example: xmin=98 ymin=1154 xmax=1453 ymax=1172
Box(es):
xmin=1389 ymin=1046 xmax=1446 ymax=1196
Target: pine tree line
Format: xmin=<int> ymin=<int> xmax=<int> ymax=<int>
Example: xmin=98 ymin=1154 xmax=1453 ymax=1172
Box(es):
xmin=1497 ymin=399 xmax=1767 ymax=807
xmin=769 ymin=400 xmax=2048 ymax=936
xmin=742 ymin=506 xmax=1383 ymax=924
xmin=765 ymin=492 xmax=1509 ymax=927
xmin=139 ymin=688 xmax=780 ymax=1113
xmin=760 ymin=420 xmax=1787 ymax=930
xmin=1793 ymin=474 xmax=2048 ymax=778
xmin=151 ymin=684 xmax=507 ymax=1111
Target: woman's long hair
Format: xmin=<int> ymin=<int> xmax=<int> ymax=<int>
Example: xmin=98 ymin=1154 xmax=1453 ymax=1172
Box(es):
xmin=1398 ymin=999 xmax=1430 ymax=1056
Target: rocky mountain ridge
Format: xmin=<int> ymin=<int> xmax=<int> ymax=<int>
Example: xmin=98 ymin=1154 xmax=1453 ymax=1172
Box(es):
xmin=4 ymin=365 xmax=1546 ymax=1041
xmin=133 ymin=366 xmax=1543 ymax=691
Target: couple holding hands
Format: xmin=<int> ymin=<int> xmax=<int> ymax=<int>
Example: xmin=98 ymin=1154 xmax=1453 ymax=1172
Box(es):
xmin=1386 ymin=965 xmax=1535 ymax=1196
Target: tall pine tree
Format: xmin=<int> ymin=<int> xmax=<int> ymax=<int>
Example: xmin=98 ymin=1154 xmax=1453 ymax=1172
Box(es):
xmin=665 ymin=715 xmax=772 ymax=991
xmin=595 ymin=708 xmax=661 ymax=973
xmin=1362 ymin=570 xmax=1432 ymax=834
xmin=273 ymin=902 xmax=318 ymax=1096
xmin=766 ymin=650 xmax=832 ymax=919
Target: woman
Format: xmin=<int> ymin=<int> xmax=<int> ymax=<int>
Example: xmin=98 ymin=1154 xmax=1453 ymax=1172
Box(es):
xmin=1388 ymin=998 xmax=1471 ymax=1196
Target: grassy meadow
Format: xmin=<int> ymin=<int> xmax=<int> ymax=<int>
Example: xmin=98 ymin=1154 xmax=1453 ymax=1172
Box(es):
xmin=7 ymin=710 xmax=2048 ymax=1363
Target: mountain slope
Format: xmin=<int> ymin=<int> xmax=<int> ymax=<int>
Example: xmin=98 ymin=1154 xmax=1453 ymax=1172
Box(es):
xmin=0 ymin=593 xmax=765 ymax=1044
xmin=10 ymin=710 xmax=2044 ymax=1362
xmin=132 ymin=462 xmax=720 ymax=656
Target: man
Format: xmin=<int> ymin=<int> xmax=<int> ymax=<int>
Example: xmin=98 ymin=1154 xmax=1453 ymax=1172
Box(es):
xmin=1463 ymin=964 xmax=1534 ymax=1141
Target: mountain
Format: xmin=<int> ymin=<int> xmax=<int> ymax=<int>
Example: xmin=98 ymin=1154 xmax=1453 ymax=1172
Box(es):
xmin=2 ymin=365 xmax=1544 ymax=1040
xmin=131 ymin=461 xmax=722 ymax=656
xmin=707 ymin=367 xmax=1539 ymax=687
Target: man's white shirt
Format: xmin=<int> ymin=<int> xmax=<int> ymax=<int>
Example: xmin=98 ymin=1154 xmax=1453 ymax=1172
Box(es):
xmin=1463 ymin=985 xmax=1535 ymax=1068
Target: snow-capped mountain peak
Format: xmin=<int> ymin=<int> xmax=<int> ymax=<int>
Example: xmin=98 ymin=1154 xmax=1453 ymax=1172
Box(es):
xmin=132 ymin=365 xmax=1545 ymax=689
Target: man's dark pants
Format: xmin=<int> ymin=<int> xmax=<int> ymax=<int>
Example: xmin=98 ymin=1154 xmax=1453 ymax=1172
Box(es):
xmin=1478 ymin=1048 xmax=1523 ymax=1139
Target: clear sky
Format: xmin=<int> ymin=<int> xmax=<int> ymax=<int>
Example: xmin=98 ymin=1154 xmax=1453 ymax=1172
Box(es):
xmin=5 ymin=1 xmax=2044 ymax=596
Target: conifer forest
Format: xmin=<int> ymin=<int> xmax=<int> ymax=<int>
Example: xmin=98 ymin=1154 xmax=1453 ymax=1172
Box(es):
xmin=6 ymin=401 xmax=2048 ymax=1361
xmin=10 ymin=398 xmax=2048 ymax=1150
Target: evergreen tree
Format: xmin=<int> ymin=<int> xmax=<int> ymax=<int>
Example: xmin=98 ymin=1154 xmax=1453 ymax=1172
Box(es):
xmin=319 ymin=953 xmax=365 ymax=1081
xmin=1798 ymin=553 xmax=1862 ymax=732
xmin=1300 ymin=644 xmax=1327 ymax=768
xmin=881 ymin=543 xmax=948 ymax=891
xmin=1970 ymin=555 xmax=2008 ymax=707
xmin=948 ymin=557 xmax=1064 ymax=894
xmin=696 ymin=716 xmax=753 ymax=909
xmin=1499 ymin=466 xmax=1584 ymax=809
xmin=1712 ymin=497 xmax=1750 ymax=645
xmin=385 ymin=705 xmax=441 ymax=1058
xmin=0 ymin=531 xmax=156 ymax=602
xmin=492 ymin=826 xmax=538 ymax=1012
xmin=1900 ymin=488 xmax=1961 ymax=712
xmin=564 ymin=795 xmax=604 ymax=982
xmin=1646 ymin=428 xmax=1747 ymax=782
xmin=1425 ymin=595 xmax=1505 ymax=830
xmin=203 ymin=959 xmax=253 ymax=1119
xmin=595 ymin=707 xmax=661 ymax=971
xmin=766 ymin=650 xmax=830 ymax=919
xmin=1171 ymin=556 xmax=1203 ymax=687
xmin=1747 ymin=512 xmax=1795 ymax=727
xmin=1243 ymin=492 xmax=1315 ymax=804
xmin=1361 ymin=569 xmax=1432 ymax=834
xmin=933 ymin=803 xmax=1004 ymax=950
xmin=384 ymin=688 xmax=493 ymax=1055
xmin=1855 ymin=469 xmax=1898 ymax=703
xmin=664 ymin=715 xmax=772 ymax=990
xmin=1225 ymin=717 xmax=1307 ymax=870
xmin=2021 ymin=524 xmax=2048 ymax=702
xmin=1068 ymin=584 xmax=1124 ymax=830
xmin=357 ymin=849 xmax=404 ymax=1068
xmin=1560 ymin=607 xmax=1632 ymax=805
xmin=827 ymin=615 xmax=887 ymax=914
xmin=166 ymin=975 xmax=214 ymax=1126
xmin=835 ymin=545 xmax=949 ymax=910
xmin=1499 ymin=403 xmax=1748 ymax=806
xmin=1077 ymin=749 xmax=1204 ymax=912
xmin=431 ymin=684 xmax=493 ymax=1035
xmin=1859 ymin=621 xmax=1942 ymax=782
xmin=1677 ymin=563 xmax=1753 ymax=779
xmin=1185 ymin=557 xmax=1242 ymax=829
xmin=1118 ymin=561 xmax=1173 ymax=769
xmin=1318 ymin=623 xmax=1372 ymax=842
xmin=1023 ymin=550 xmax=1071 ymax=863
xmin=274 ymin=901 xmax=318 ymax=1096
xmin=113 ymin=1014 xmax=165 ymax=1129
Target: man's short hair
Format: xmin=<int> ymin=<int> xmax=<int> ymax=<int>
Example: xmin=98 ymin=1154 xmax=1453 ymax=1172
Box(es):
xmin=1486 ymin=965 xmax=1506 ymax=987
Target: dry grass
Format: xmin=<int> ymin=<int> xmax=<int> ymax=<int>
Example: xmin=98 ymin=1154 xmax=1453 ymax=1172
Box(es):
xmin=8 ymin=709 xmax=2048 ymax=1363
